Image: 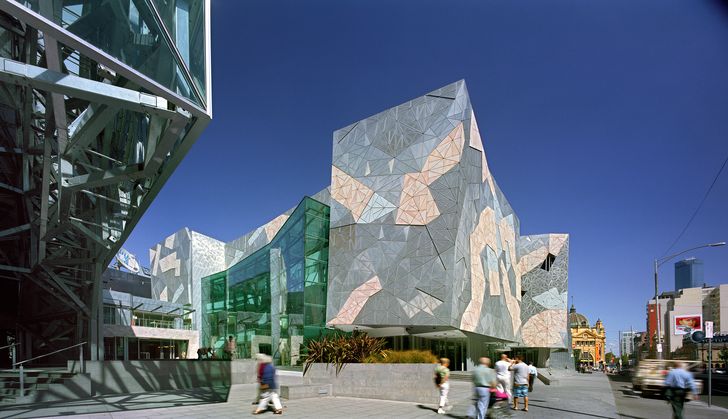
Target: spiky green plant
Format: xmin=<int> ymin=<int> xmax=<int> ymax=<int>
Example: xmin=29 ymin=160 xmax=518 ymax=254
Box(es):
xmin=303 ymin=331 xmax=386 ymax=376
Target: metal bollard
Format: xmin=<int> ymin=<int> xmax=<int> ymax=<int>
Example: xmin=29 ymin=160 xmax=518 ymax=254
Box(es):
xmin=19 ymin=363 xmax=23 ymax=398
xmin=11 ymin=345 xmax=15 ymax=372
xmin=80 ymin=345 xmax=84 ymax=374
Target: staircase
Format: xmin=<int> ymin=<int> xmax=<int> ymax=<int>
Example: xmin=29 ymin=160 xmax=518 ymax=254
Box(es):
xmin=448 ymin=371 xmax=472 ymax=382
xmin=0 ymin=369 xmax=91 ymax=404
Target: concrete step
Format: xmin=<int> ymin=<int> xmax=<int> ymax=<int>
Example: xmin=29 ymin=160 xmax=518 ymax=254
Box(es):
xmin=0 ymin=371 xmax=74 ymax=379
xmin=0 ymin=377 xmax=68 ymax=386
xmin=0 ymin=370 xmax=91 ymax=404
xmin=448 ymin=371 xmax=472 ymax=382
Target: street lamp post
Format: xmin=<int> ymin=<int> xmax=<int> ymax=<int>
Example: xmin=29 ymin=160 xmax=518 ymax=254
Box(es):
xmin=653 ymin=242 xmax=725 ymax=359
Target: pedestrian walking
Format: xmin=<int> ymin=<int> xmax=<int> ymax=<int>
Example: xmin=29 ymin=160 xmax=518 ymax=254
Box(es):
xmin=253 ymin=354 xmax=283 ymax=415
xmin=509 ymin=355 xmax=530 ymax=412
xmin=224 ymin=335 xmax=236 ymax=360
xmin=527 ymin=361 xmax=538 ymax=393
xmin=251 ymin=353 xmax=267 ymax=406
xmin=434 ymin=357 xmax=451 ymax=414
xmin=664 ymin=361 xmax=697 ymax=419
xmin=471 ymin=357 xmax=497 ymax=419
xmin=494 ymin=353 xmax=513 ymax=402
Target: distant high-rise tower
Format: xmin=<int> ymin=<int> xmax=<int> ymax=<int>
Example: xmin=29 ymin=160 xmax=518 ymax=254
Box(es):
xmin=675 ymin=258 xmax=704 ymax=291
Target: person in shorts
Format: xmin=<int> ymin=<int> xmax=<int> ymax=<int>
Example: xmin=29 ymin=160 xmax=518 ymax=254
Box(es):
xmin=509 ymin=355 xmax=530 ymax=411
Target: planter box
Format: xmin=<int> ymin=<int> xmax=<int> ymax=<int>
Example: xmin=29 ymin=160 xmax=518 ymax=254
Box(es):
xmin=280 ymin=383 xmax=332 ymax=399
xmin=303 ymin=363 xmax=439 ymax=404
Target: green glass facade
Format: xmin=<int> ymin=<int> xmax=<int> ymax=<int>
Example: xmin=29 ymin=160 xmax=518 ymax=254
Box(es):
xmin=201 ymin=197 xmax=330 ymax=366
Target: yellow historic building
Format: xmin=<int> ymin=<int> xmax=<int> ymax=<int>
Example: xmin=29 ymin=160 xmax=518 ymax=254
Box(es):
xmin=569 ymin=304 xmax=605 ymax=366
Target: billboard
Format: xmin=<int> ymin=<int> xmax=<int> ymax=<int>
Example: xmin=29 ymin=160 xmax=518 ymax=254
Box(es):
xmin=674 ymin=314 xmax=702 ymax=335
xmin=115 ymin=247 xmax=140 ymax=273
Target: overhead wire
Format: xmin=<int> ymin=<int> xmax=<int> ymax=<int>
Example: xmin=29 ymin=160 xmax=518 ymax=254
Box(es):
xmin=661 ymin=152 xmax=728 ymax=257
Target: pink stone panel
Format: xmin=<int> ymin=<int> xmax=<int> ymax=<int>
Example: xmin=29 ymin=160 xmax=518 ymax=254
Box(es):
xmin=331 ymin=165 xmax=375 ymax=221
xmin=422 ymin=123 xmax=464 ymax=184
xmin=548 ymin=233 xmax=568 ymax=256
xmin=396 ymin=173 xmax=440 ymax=225
xmin=521 ymin=309 xmax=567 ymax=347
xmin=264 ymin=214 xmax=290 ymax=241
xmin=461 ymin=207 xmax=497 ymax=330
xmin=328 ymin=276 xmax=382 ymax=325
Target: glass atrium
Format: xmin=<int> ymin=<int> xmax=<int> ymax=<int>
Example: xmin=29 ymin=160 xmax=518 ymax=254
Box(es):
xmin=201 ymin=197 xmax=330 ymax=366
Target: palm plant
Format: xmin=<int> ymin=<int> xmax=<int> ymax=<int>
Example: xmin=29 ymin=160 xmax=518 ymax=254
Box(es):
xmin=303 ymin=331 xmax=386 ymax=376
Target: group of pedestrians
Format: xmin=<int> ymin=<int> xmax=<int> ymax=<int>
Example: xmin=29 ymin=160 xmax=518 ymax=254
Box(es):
xmin=434 ymin=353 xmax=538 ymax=417
xmin=495 ymin=354 xmax=538 ymax=411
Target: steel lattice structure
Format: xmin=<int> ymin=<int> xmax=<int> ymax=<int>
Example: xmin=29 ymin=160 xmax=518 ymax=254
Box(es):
xmin=0 ymin=0 xmax=211 ymax=361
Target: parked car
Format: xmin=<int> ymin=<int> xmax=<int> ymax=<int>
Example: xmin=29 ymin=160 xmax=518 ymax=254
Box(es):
xmin=632 ymin=359 xmax=703 ymax=397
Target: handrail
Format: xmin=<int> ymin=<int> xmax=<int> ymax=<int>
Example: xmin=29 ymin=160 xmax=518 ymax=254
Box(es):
xmin=13 ymin=341 xmax=86 ymax=367
xmin=0 ymin=342 xmax=20 ymax=351
xmin=13 ymin=341 xmax=86 ymax=398
xmin=1 ymin=343 xmax=20 ymax=371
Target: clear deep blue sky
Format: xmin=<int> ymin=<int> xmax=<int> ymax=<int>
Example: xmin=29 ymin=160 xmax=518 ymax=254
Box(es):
xmin=125 ymin=0 xmax=728 ymax=353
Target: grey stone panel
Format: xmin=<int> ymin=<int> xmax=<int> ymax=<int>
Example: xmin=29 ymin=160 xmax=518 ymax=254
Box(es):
xmin=150 ymin=229 xmax=225 ymax=331
xmin=150 ymin=228 xmax=193 ymax=306
xmin=520 ymin=236 xmax=570 ymax=348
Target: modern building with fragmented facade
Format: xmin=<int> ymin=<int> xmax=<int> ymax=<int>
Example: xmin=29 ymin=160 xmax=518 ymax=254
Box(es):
xmin=151 ymin=81 xmax=570 ymax=369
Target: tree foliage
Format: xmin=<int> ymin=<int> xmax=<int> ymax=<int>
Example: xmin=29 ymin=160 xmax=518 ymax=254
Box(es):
xmin=573 ymin=349 xmax=582 ymax=370
xmin=719 ymin=347 xmax=728 ymax=364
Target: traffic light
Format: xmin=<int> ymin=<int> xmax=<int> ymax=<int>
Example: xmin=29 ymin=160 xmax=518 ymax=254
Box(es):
xmin=691 ymin=330 xmax=705 ymax=344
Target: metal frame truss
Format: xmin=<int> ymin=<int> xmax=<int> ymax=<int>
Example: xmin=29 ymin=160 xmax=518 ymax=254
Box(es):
xmin=0 ymin=0 xmax=211 ymax=362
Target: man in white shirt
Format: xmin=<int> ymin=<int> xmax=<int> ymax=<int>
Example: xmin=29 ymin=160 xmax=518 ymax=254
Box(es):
xmin=528 ymin=361 xmax=538 ymax=392
xmin=494 ymin=353 xmax=513 ymax=402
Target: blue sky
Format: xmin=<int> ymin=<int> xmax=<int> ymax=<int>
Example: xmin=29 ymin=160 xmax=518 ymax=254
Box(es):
xmin=125 ymin=0 xmax=728 ymax=352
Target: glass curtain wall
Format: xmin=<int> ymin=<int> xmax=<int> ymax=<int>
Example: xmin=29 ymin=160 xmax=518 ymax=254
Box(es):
xmin=202 ymin=197 xmax=330 ymax=366
xmin=21 ymin=0 xmax=208 ymax=106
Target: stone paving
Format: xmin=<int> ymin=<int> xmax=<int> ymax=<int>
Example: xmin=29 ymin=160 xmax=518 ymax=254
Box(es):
xmin=9 ymin=372 xmax=726 ymax=418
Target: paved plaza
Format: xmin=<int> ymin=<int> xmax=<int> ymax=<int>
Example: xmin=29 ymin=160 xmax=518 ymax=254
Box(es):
xmin=1 ymin=372 xmax=727 ymax=418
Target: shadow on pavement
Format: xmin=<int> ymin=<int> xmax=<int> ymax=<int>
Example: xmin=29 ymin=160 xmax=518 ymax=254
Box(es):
xmin=526 ymin=403 xmax=617 ymax=419
xmin=416 ymin=404 xmax=438 ymax=413
xmin=0 ymin=386 xmax=230 ymax=418
xmin=416 ymin=404 xmax=469 ymax=418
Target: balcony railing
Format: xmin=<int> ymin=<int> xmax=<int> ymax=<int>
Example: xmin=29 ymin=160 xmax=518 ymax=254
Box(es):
xmin=131 ymin=318 xmax=194 ymax=330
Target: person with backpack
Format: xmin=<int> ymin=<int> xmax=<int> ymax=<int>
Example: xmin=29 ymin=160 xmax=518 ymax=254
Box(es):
xmin=434 ymin=358 xmax=452 ymax=414
xmin=253 ymin=355 xmax=283 ymax=415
